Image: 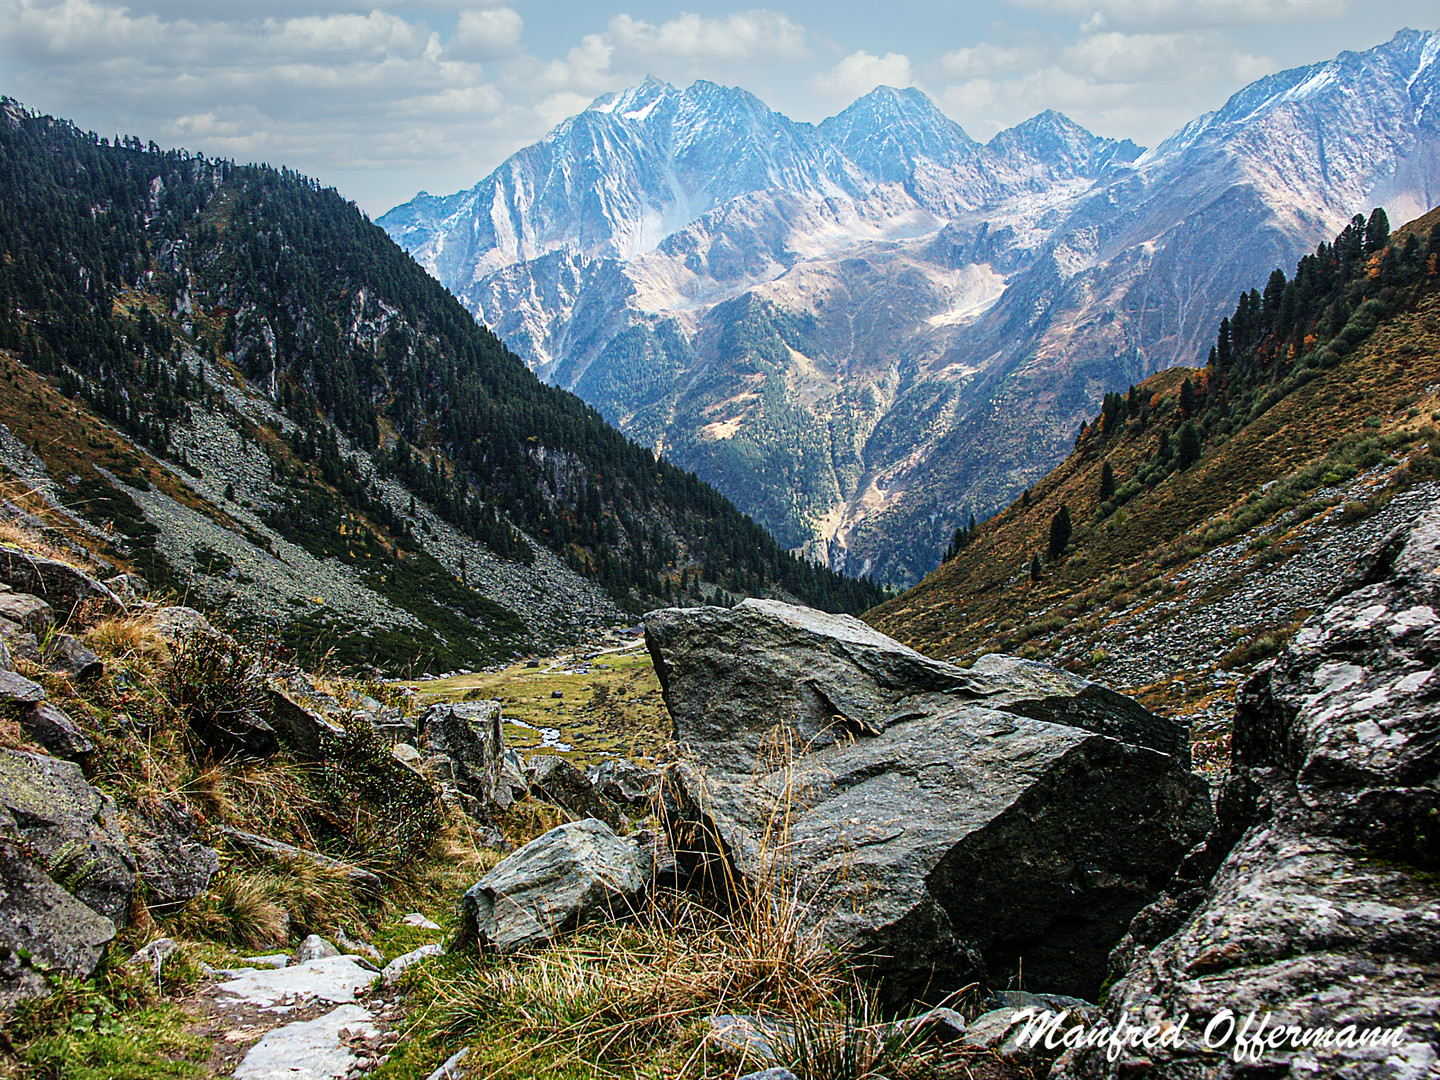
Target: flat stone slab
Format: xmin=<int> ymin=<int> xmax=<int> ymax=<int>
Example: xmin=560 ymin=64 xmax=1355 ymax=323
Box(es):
xmin=215 ymin=955 xmax=378 ymax=1012
xmin=232 ymin=1003 xmax=377 ymax=1080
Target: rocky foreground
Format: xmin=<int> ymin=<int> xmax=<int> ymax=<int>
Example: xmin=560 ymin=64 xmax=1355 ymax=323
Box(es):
xmin=468 ymin=506 xmax=1439 ymax=1076
xmin=3 ymin=501 xmax=1437 ymax=1078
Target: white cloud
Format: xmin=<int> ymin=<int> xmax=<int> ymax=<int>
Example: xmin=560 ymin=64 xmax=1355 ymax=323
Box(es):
xmin=1005 ymin=0 xmax=1349 ymax=31
xmin=447 ymin=7 xmax=523 ymax=61
xmin=934 ymin=29 xmax=1275 ymax=143
xmin=808 ymin=50 xmax=914 ymax=99
xmin=605 ymin=10 xmax=809 ymax=63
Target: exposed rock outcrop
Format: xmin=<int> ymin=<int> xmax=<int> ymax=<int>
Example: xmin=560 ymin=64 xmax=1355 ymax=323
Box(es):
xmin=132 ymin=802 xmax=221 ymax=908
xmin=0 ymin=749 xmax=136 ymax=927
xmin=419 ymin=701 xmax=506 ymax=809
xmin=527 ymin=754 xmax=627 ymax=831
xmin=647 ymin=599 xmax=1211 ymax=1004
xmin=587 ymin=757 xmax=659 ymax=809
xmin=462 ymin=818 xmax=652 ymax=953
xmin=1057 ymin=507 xmax=1440 ymax=1078
xmin=18 ymin=701 xmax=94 ymax=759
xmin=0 ymin=838 xmax=117 ymax=1007
xmin=0 ymin=549 xmax=117 ymax=612
xmin=645 ymin=598 xmax=1189 ymax=769
xmin=43 ymin=633 xmax=103 ymax=680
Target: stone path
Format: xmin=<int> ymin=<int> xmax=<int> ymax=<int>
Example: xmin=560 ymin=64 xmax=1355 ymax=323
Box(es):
xmin=180 ymin=937 xmax=446 ymax=1079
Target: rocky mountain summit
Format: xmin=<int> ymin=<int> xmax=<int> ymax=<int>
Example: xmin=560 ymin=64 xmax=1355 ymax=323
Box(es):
xmin=382 ymin=29 xmax=1440 ymax=584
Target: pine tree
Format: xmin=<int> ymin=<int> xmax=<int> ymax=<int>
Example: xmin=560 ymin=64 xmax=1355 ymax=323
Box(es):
xmin=1047 ymin=504 xmax=1072 ymax=560
xmin=1364 ymin=207 xmax=1390 ymax=254
xmin=1177 ymin=422 xmax=1202 ymax=470
xmin=1029 ymin=552 xmax=1042 ymax=583
xmin=1179 ymin=377 xmax=1196 ymax=418
xmin=1098 ymin=461 xmax=1116 ymax=503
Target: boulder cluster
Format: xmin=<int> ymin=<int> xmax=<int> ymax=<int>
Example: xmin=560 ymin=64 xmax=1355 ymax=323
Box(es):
xmin=6 ymin=502 xmax=1437 ymax=1077
xmin=0 ymin=554 xmax=227 ymax=1006
xmin=463 ymin=505 xmax=1440 ymax=1078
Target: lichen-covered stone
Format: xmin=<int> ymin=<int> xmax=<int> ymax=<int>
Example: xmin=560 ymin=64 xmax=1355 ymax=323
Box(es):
xmin=462 ymin=818 xmax=651 ymax=953
xmin=1057 ymin=503 xmax=1440 ymax=1079
xmin=0 ymin=749 xmax=136 ymax=927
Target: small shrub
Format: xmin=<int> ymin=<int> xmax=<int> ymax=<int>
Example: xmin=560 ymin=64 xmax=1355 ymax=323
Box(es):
xmin=163 ymin=635 xmax=270 ymax=758
xmin=172 ymin=869 xmax=288 ymax=949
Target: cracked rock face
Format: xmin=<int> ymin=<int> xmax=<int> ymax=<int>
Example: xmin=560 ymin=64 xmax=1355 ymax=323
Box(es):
xmin=1057 ymin=504 xmax=1440 ymax=1079
xmin=0 ymin=750 xmax=136 ymax=928
xmin=419 ymin=701 xmax=506 ymax=810
xmin=646 ymin=598 xmax=1211 ymax=1005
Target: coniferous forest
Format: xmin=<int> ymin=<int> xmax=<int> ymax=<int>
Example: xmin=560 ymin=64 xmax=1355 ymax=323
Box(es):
xmin=0 ymin=101 xmax=882 ymax=652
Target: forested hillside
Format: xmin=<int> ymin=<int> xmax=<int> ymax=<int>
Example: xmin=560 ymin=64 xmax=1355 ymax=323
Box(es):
xmin=870 ymin=206 xmax=1440 ymax=742
xmin=0 ymin=100 xmax=879 ymax=669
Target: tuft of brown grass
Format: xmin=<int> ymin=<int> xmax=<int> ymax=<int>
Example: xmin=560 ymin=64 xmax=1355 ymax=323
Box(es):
xmin=171 ymin=868 xmax=289 ymax=949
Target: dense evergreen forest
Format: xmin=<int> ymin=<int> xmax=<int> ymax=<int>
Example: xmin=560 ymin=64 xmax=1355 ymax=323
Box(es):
xmin=1075 ymin=207 xmax=1438 ymax=502
xmin=0 ymin=100 xmax=882 ymax=621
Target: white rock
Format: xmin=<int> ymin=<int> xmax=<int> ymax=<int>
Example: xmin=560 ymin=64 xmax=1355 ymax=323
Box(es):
xmin=381 ymin=943 xmax=444 ymax=985
xmin=297 ymin=934 xmax=340 ymax=963
xmin=215 ymin=955 xmax=378 ymax=1011
xmin=233 ymin=1003 xmax=377 ymax=1080
xmin=424 ymin=1047 xmax=470 ymax=1080
xmin=402 ymin=912 xmax=442 ymax=930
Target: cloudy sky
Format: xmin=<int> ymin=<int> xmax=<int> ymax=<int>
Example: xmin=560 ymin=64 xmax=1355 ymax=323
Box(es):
xmin=1 ymin=0 xmax=1434 ymax=215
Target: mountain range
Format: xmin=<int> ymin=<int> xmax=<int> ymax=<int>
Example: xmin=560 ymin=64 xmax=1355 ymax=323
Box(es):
xmin=381 ymin=28 xmax=1440 ymax=585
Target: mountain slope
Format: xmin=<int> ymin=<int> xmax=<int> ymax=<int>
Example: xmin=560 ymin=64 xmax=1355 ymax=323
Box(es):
xmin=866 ymin=205 xmax=1440 ymax=761
xmin=0 ymin=101 xmax=880 ymax=673
xmin=382 ymin=30 xmax=1440 ymax=585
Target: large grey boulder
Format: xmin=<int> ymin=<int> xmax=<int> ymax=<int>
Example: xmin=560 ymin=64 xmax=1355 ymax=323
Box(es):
xmin=0 ymin=749 xmax=136 ymax=927
xmin=0 ymin=838 xmax=116 ymax=1008
xmin=647 ymin=599 xmax=1211 ymax=1005
xmin=419 ymin=701 xmax=506 ymax=809
xmin=462 ymin=818 xmax=652 ymax=953
xmin=645 ymin=598 xmax=1189 ymax=769
xmin=1057 ymin=506 xmax=1440 ymax=1079
xmin=132 ymin=802 xmax=220 ymax=908
xmin=0 ymin=549 xmax=117 ymax=613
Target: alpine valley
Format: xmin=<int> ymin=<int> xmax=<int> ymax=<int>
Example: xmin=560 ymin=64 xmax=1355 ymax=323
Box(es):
xmin=382 ymin=28 xmax=1440 ymax=585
